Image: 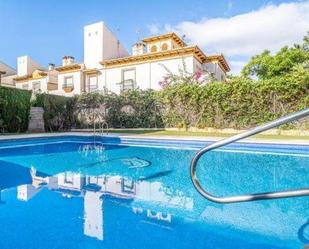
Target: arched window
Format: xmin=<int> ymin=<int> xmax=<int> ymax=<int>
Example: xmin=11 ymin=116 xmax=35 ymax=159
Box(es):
xmin=161 ymin=43 xmax=168 ymax=51
xmin=150 ymin=45 xmax=157 ymax=53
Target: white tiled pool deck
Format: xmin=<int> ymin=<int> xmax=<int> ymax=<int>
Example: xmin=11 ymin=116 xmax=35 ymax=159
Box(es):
xmin=0 ymin=132 xmax=308 ymax=145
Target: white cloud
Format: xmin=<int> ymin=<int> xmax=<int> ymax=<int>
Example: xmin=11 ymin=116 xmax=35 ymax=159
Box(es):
xmin=147 ymin=23 xmax=160 ymax=35
xmin=152 ymin=1 xmax=309 ymax=74
xmin=174 ymin=1 xmax=309 ymax=56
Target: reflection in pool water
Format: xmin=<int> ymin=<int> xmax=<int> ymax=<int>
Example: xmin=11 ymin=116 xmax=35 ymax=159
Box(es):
xmin=0 ymin=138 xmax=308 ymax=249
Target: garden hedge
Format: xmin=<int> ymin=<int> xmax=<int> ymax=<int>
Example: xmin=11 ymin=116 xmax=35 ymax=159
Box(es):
xmin=33 ymin=93 xmax=75 ymax=131
xmin=159 ymin=67 xmax=309 ymax=129
xmin=1 ymin=68 xmax=308 ymax=134
xmin=0 ymin=86 xmax=32 ymax=132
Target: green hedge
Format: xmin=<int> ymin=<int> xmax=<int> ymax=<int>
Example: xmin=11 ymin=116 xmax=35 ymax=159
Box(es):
xmin=74 ymin=69 xmax=308 ymax=130
xmin=0 ymin=87 xmax=32 ymax=133
xmin=160 ymin=68 xmax=309 ymax=129
xmin=1 ymin=68 xmax=308 ymax=134
xmin=75 ymin=90 xmax=163 ymax=129
xmin=105 ymin=90 xmax=163 ymax=128
xmin=33 ymin=93 xmax=75 ymax=131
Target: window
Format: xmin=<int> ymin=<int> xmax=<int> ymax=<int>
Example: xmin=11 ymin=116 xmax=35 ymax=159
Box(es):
xmin=161 ymin=43 xmax=168 ymax=51
xmin=64 ymin=172 xmax=73 ymax=184
xmin=150 ymin=45 xmax=157 ymax=52
xmin=122 ymin=79 xmax=134 ymax=91
xmin=121 ymin=68 xmax=135 ymax=92
xmin=63 ymin=76 xmax=74 ymax=89
xmin=32 ymin=81 xmax=41 ymax=92
xmin=121 ymin=178 xmax=135 ymax=194
xmin=22 ymin=84 xmax=28 ymax=90
xmin=88 ymin=75 xmax=97 ymax=92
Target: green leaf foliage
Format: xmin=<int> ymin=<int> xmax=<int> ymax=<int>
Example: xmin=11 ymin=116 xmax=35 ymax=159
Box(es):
xmin=0 ymin=87 xmax=32 ymax=132
xmin=33 ymin=93 xmax=75 ymax=131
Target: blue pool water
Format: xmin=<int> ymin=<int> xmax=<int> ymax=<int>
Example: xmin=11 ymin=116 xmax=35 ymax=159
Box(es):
xmin=0 ymin=136 xmax=308 ymax=249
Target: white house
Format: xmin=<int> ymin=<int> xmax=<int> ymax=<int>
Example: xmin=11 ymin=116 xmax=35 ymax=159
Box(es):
xmin=10 ymin=21 xmax=230 ymax=95
xmin=14 ymin=56 xmax=58 ymax=92
xmin=100 ymin=33 xmax=230 ymax=93
xmin=54 ymin=21 xmax=128 ymax=96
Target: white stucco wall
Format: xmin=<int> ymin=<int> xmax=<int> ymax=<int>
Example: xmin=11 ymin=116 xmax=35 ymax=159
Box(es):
xmin=145 ymin=38 xmax=181 ymax=53
xmin=17 ymin=56 xmax=44 ymax=76
xmin=15 ymin=77 xmax=48 ymax=92
xmin=14 ymin=70 xmax=58 ymax=93
xmin=101 ymin=56 xmax=195 ymax=94
xmin=84 ymin=21 xmax=128 ymax=69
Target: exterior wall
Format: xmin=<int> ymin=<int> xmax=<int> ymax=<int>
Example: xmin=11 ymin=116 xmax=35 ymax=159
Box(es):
xmin=15 ymin=77 xmax=48 ymax=92
xmin=48 ymin=69 xmax=58 ymax=85
xmin=84 ymin=22 xmax=104 ymax=69
xmin=102 ymin=24 xmax=128 ymax=59
xmin=193 ymin=58 xmax=203 ymax=72
xmin=146 ymin=39 xmax=174 ymax=53
xmin=84 ymin=22 xmax=128 ymax=69
xmin=0 ymin=61 xmax=16 ymax=76
xmin=14 ymin=70 xmax=58 ymax=93
xmin=102 ymin=56 xmax=195 ymax=94
xmin=204 ymin=62 xmax=226 ymax=81
xmin=1 ymin=75 xmax=16 ymax=86
xmin=132 ymin=43 xmax=146 ymax=55
xmin=17 ymin=56 xmax=44 ymax=76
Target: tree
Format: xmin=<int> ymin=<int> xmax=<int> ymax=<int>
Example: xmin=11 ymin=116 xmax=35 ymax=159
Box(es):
xmin=242 ymin=32 xmax=309 ymax=79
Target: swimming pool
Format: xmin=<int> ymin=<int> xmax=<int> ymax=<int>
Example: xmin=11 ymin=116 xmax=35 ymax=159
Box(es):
xmin=0 ymin=135 xmax=308 ymax=249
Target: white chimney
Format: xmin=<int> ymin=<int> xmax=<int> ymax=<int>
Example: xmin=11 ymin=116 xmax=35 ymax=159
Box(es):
xmin=132 ymin=42 xmax=146 ymax=56
xmin=48 ymin=63 xmax=55 ymax=71
xmin=62 ymin=56 xmax=75 ymax=66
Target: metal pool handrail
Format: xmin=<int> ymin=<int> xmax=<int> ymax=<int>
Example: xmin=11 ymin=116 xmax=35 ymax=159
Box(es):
xmin=190 ymin=108 xmax=309 ymax=204
xmin=100 ymin=121 xmax=109 ymax=135
xmin=92 ymin=113 xmax=109 ymax=137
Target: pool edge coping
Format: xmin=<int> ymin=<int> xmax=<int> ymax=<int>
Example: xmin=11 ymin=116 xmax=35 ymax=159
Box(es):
xmin=0 ymin=132 xmax=308 ymax=146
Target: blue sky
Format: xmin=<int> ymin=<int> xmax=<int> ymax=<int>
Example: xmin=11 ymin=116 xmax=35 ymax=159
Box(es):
xmin=1 ymin=0 xmax=308 ymax=74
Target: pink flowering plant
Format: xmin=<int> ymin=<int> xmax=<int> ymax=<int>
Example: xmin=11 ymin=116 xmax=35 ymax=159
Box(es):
xmin=158 ymin=60 xmax=213 ymax=89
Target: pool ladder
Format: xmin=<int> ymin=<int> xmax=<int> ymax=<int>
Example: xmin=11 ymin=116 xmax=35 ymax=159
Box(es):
xmin=93 ymin=121 xmax=109 ymax=136
xmin=92 ymin=113 xmax=109 ymax=138
xmin=190 ymin=108 xmax=309 ymax=204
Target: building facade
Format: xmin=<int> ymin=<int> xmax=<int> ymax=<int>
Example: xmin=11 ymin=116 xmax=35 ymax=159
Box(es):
xmin=5 ymin=21 xmax=230 ymax=95
xmin=14 ymin=56 xmax=58 ymax=92
xmin=0 ymin=61 xmax=16 ymax=87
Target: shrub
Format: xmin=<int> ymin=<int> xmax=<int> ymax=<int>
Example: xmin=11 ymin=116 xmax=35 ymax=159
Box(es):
xmin=159 ymin=68 xmax=309 ymax=129
xmin=0 ymin=86 xmax=32 ymax=133
xmin=75 ymin=89 xmax=164 ymax=128
xmin=33 ymin=93 xmax=75 ymax=131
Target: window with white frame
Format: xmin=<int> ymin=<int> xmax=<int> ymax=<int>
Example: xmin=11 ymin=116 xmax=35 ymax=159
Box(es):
xmin=88 ymin=75 xmax=97 ymax=92
xmin=32 ymin=81 xmax=41 ymax=92
xmin=63 ymin=76 xmax=74 ymax=89
xmin=121 ymin=68 xmax=135 ymax=92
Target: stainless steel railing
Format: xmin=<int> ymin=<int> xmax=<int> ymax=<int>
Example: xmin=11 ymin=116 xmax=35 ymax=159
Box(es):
xmin=92 ymin=113 xmax=109 ymax=137
xmin=190 ymin=108 xmax=309 ymax=204
xmin=100 ymin=121 xmax=109 ymax=136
